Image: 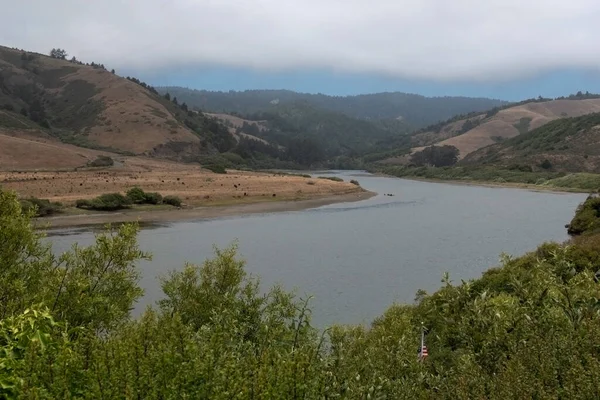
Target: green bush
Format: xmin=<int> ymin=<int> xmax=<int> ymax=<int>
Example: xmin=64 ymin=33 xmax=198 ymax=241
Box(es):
xmin=88 ymin=155 xmax=114 ymax=168
xmin=76 ymin=193 xmax=131 ymax=211
xmin=318 ymin=176 xmax=344 ymax=182
xmin=19 ymin=197 xmax=62 ymax=217
xmin=126 ymin=187 xmax=163 ymax=205
xmin=205 ymin=164 xmax=227 ymax=174
xmin=144 ymin=192 xmax=163 ymax=205
xmin=567 ymin=195 xmax=600 ymax=235
xmin=126 ymin=187 xmax=147 ymax=204
xmin=163 ymin=195 xmax=182 ymax=207
xmin=350 ymin=179 xmax=360 ymax=186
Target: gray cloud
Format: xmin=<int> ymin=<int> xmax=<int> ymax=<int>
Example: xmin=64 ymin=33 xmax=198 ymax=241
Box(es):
xmin=3 ymin=0 xmax=600 ymax=80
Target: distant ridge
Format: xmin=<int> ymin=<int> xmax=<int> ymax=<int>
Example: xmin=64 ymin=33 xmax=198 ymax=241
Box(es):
xmin=156 ymin=87 xmax=508 ymax=128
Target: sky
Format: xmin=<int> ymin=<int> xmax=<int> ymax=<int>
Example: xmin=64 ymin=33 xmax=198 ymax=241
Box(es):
xmin=3 ymin=0 xmax=600 ymax=101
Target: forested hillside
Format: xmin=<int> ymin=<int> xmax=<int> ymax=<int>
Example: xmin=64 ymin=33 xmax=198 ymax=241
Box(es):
xmin=3 ymin=188 xmax=600 ymax=398
xmin=158 ymin=87 xmax=507 ymax=128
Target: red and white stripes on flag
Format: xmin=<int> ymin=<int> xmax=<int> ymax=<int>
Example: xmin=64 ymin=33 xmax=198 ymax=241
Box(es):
xmin=418 ymin=323 xmax=428 ymax=361
xmin=419 ymin=345 xmax=428 ymax=360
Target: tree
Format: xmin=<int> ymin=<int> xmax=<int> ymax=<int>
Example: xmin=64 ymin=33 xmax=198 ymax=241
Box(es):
xmin=111 ymin=69 xmax=115 ymax=74
xmin=172 ymin=96 xmax=179 ymax=105
xmin=164 ymin=92 xmax=171 ymax=101
xmin=410 ymin=145 xmax=459 ymax=167
xmin=49 ymin=48 xmax=67 ymax=60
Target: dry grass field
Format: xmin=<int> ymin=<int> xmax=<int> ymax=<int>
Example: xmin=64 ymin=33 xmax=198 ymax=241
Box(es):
xmin=0 ymin=156 xmax=362 ymax=207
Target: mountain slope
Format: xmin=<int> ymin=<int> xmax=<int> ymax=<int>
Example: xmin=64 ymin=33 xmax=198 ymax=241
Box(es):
xmin=399 ymin=97 xmax=600 ymax=161
xmin=248 ymin=101 xmax=403 ymax=157
xmin=463 ymin=113 xmax=600 ymax=173
xmin=157 ymin=87 xmax=508 ymax=129
xmin=0 ymin=46 xmax=235 ymax=165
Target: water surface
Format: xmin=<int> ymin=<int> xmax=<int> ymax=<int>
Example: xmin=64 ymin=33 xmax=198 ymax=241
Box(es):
xmin=49 ymin=172 xmax=586 ymax=326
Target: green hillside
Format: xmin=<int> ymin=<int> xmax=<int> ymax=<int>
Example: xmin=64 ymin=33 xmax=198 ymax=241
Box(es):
xmin=244 ymin=101 xmax=406 ymax=157
xmin=157 ymin=87 xmax=507 ymax=129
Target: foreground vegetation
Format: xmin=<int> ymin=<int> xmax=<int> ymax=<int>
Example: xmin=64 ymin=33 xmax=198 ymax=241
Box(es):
xmin=3 ymin=188 xmax=600 ymax=398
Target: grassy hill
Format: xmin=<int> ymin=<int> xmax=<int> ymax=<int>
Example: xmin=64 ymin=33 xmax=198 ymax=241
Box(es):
xmin=157 ymin=87 xmax=508 ymax=129
xmin=402 ymin=96 xmax=600 ymax=160
xmin=463 ymin=113 xmax=600 ymax=173
xmin=0 ymin=46 xmax=237 ymax=168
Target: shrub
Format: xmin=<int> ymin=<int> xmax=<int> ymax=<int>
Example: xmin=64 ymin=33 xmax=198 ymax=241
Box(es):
xmin=76 ymin=193 xmax=131 ymax=211
xmin=126 ymin=187 xmax=147 ymax=204
xmin=88 ymin=155 xmax=114 ymax=168
xmin=163 ymin=195 xmax=182 ymax=207
xmin=350 ymin=179 xmax=360 ymax=186
xmin=539 ymin=159 xmax=553 ymax=170
xmin=567 ymin=195 xmax=600 ymax=235
xmin=126 ymin=187 xmax=163 ymax=205
xmin=144 ymin=192 xmax=163 ymax=205
xmin=318 ymin=176 xmax=344 ymax=182
xmin=19 ymin=197 xmax=62 ymax=217
xmin=205 ymin=164 xmax=227 ymax=174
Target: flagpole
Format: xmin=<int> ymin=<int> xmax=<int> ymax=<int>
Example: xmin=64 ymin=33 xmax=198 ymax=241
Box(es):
xmin=421 ymin=322 xmax=424 ymax=352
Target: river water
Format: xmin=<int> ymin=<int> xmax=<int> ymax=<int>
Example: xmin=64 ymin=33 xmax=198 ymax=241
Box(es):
xmin=48 ymin=171 xmax=586 ymax=326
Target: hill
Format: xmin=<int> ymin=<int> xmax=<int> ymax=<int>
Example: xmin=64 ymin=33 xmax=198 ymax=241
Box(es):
xmin=0 ymin=46 xmax=237 ymax=168
xmin=157 ymin=87 xmax=508 ymax=129
xmin=375 ymin=96 xmax=600 ymax=164
xmin=244 ymin=101 xmax=404 ymax=156
xmin=463 ymin=112 xmax=600 ymax=173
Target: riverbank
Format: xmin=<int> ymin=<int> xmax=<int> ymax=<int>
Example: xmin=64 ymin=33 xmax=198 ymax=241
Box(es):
xmin=376 ymin=174 xmax=589 ymax=194
xmin=38 ymin=190 xmax=375 ymax=229
xmin=372 ymin=166 xmax=600 ymax=194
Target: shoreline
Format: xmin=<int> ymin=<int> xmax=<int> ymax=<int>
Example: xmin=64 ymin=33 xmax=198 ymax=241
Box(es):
xmin=38 ymin=190 xmax=376 ymax=230
xmin=372 ymin=173 xmax=591 ymax=194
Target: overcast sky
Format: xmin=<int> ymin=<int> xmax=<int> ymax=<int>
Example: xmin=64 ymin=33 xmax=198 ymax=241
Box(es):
xmin=3 ymin=0 xmax=600 ymax=97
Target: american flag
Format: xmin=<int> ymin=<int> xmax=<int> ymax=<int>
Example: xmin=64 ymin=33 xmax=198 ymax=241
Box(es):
xmin=419 ymin=345 xmax=428 ymax=360
xmin=418 ymin=323 xmax=428 ymax=361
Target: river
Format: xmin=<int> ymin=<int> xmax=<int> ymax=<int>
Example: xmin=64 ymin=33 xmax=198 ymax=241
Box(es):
xmin=47 ymin=171 xmax=586 ymax=327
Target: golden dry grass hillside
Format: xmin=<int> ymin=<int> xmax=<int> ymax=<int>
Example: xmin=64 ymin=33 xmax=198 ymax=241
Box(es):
xmin=0 ymin=46 xmax=237 ymax=166
xmin=399 ymin=98 xmax=600 ymax=162
xmin=205 ymin=112 xmax=271 ymax=144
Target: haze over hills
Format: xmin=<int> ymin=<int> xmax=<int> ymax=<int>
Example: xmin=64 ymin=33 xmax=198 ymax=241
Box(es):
xmin=157 ymin=87 xmax=508 ymax=129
